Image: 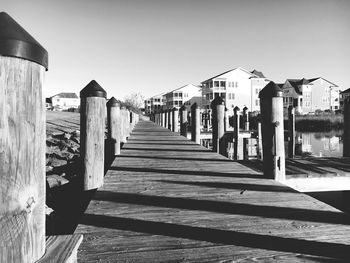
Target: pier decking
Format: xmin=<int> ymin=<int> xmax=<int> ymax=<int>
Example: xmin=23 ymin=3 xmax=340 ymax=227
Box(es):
xmin=75 ymin=120 xmax=350 ymax=262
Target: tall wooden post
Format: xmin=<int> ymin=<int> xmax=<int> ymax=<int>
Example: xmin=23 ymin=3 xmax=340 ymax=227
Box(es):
xmin=288 ymin=105 xmax=295 ymax=158
xmin=0 ymin=12 xmax=48 ymax=262
xmin=233 ymin=106 xmax=240 ymax=160
xmin=343 ymin=98 xmax=350 ymax=157
xmin=160 ymin=109 xmax=163 ymax=127
xmin=259 ymin=81 xmax=285 ymax=181
xmin=107 ymin=97 xmax=121 ymax=155
xmin=172 ymin=107 xmax=179 ymax=132
xmin=257 ymin=115 xmax=263 ymax=160
xmin=191 ymin=103 xmax=200 ymax=144
xmin=224 ymin=107 xmax=230 ymax=132
xmin=211 ymin=97 xmax=225 ymax=153
xmin=80 ymin=80 xmax=107 ymax=190
xmin=243 ymin=106 xmax=249 ymax=131
xmin=168 ymin=108 xmax=172 ymax=131
xmin=164 ymin=109 xmax=168 ymax=129
xmin=179 ymin=105 xmax=188 ymax=137
xmin=120 ymin=106 xmax=127 ymax=143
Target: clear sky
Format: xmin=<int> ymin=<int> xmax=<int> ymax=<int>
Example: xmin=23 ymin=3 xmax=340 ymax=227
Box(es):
xmin=3 ymin=0 xmax=350 ymax=100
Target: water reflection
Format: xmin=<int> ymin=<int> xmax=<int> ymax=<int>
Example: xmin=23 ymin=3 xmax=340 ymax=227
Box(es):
xmin=295 ymin=130 xmax=343 ymax=157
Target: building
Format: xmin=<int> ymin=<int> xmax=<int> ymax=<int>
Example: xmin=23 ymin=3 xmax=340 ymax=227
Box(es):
xmin=164 ymin=84 xmax=202 ymax=110
xmin=50 ymin=93 xmax=79 ymax=111
xmin=201 ymin=68 xmax=269 ymax=113
xmin=144 ymin=93 xmax=166 ymax=114
xmin=282 ymin=77 xmax=340 ymax=114
xmin=339 ymin=88 xmax=350 ymax=111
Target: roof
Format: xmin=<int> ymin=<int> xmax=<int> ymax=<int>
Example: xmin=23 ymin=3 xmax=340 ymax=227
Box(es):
xmin=201 ymin=67 xmax=265 ymax=83
xmin=51 ymin=93 xmax=78 ymax=99
xmin=340 ymin=88 xmax=350 ymax=94
xmin=167 ymin=84 xmax=201 ymax=94
xmin=284 ymin=77 xmax=339 ymax=95
xmin=250 ymin=69 xmax=266 ymax=78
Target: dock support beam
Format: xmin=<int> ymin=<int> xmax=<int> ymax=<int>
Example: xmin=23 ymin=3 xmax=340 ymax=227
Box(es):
xmin=288 ymin=106 xmax=295 ymax=158
xmin=211 ymin=97 xmax=225 ymax=153
xmin=259 ymin=81 xmax=285 ymax=181
xmin=80 ymin=80 xmax=107 ymax=190
xmin=107 ymin=97 xmax=121 ymax=155
xmin=191 ymin=103 xmax=200 ymax=144
xmin=0 ymin=12 xmax=48 ymax=262
xmin=179 ymin=105 xmax=188 ymax=137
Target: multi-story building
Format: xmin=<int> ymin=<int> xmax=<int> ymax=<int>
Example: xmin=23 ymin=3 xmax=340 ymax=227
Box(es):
xmin=164 ymin=84 xmax=202 ymax=110
xmin=201 ymin=68 xmax=269 ymax=114
xmin=282 ymin=77 xmax=340 ymax=114
xmin=144 ymin=93 xmax=166 ymax=114
xmin=50 ymin=93 xmax=79 ymax=111
xmin=339 ymin=88 xmax=350 ymax=111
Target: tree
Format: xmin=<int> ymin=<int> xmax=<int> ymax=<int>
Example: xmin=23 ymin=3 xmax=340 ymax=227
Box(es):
xmin=123 ymin=92 xmax=145 ymax=112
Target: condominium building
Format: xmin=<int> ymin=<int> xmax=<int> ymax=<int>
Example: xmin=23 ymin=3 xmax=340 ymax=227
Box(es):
xmin=164 ymin=84 xmax=202 ymax=110
xmin=282 ymin=77 xmax=340 ymax=114
xmin=201 ymin=68 xmax=269 ymax=114
xmin=144 ymin=93 xmax=166 ymax=114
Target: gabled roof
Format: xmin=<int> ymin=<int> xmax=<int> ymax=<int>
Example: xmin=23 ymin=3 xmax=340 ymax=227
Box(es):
xmin=51 ymin=92 xmax=78 ymax=99
xmin=201 ymin=67 xmax=265 ymax=83
xmin=285 ymin=77 xmax=339 ymax=95
xmin=168 ymin=84 xmax=201 ymax=93
xmin=250 ymin=69 xmax=266 ymax=78
xmin=340 ymin=88 xmax=350 ymax=94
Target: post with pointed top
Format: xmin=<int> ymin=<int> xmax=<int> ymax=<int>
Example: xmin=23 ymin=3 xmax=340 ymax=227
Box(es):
xmin=0 ymin=12 xmax=48 ymax=262
xmin=107 ymin=97 xmax=121 ymax=156
xmin=288 ymin=105 xmax=295 ymax=158
xmin=233 ymin=106 xmax=241 ymax=160
xmin=259 ymin=81 xmax=285 ymax=181
xmin=343 ymin=98 xmax=350 ymax=157
xmin=80 ymin=80 xmax=107 ymax=190
xmin=243 ymin=106 xmax=249 ymax=131
xmin=168 ymin=108 xmax=173 ymax=131
xmin=211 ymin=97 xmax=225 ymax=153
xmin=172 ymin=107 xmax=179 ymax=132
xmin=179 ymin=105 xmax=188 ymax=137
xmin=191 ymin=103 xmax=201 ymax=144
xmin=224 ymin=108 xmax=230 ymax=132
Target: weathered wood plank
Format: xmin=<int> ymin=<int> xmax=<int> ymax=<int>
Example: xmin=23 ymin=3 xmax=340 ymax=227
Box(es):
xmin=75 ymin=120 xmax=350 ymax=262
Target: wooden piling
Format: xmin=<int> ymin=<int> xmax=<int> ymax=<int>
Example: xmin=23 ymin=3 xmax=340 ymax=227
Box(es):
xmin=179 ymin=105 xmax=188 ymax=137
xmin=259 ymin=81 xmax=286 ymax=181
xmin=120 ymin=107 xmax=127 ymax=143
xmin=0 ymin=12 xmax=48 ymax=262
xmin=288 ymin=105 xmax=295 ymax=158
xmin=172 ymin=107 xmax=179 ymax=132
xmin=211 ymin=97 xmax=225 ymax=153
xmin=168 ymin=108 xmax=173 ymax=131
xmin=107 ymin=97 xmax=121 ymax=155
xmin=257 ymin=115 xmax=263 ymax=160
xmin=224 ymin=107 xmax=230 ymax=132
xmin=160 ymin=109 xmax=164 ymax=127
xmin=191 ymin=103 xmax=200 ymax=144
xmin=233 ymin=106 xmax=240 ymax=160
xmin=164 ymin=109 xmax=168 ymax=129
xmin=80 ymin=80 xmax=107 ymax=190
xmin=243 ymin=106 xmax=249 ymax=131
xmin=343 ymin=98 xmax=350 ymax=157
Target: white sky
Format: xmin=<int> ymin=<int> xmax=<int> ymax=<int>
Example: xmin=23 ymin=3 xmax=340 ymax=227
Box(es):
xmin=3 ymin=0 xmax=350 ymax=100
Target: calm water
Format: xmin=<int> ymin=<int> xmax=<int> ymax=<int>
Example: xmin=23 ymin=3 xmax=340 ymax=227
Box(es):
xmin=295 ymin=129 xmax=343 ymax=157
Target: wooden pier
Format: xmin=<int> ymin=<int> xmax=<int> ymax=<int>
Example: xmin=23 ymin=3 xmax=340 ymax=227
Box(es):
xmin=75 ymin=120 xmax=350 ymax=262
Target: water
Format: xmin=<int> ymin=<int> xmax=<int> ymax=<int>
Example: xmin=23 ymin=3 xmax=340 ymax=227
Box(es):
xmin=295 ymin=129 xmax=343 ymax=157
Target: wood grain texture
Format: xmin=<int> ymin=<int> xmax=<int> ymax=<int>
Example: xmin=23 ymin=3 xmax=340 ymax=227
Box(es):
xmin=80 ymin=97 xmax=106 ymax=190
xmin=75 ymin=120 xmax=350 ymax=262
xmin=0 ymin=56 xmax=46 ymax=262
xmin=37 ymin=235 xmax=83 ymax=263
xmin=107 ymin=105 xmax=120 ymax=155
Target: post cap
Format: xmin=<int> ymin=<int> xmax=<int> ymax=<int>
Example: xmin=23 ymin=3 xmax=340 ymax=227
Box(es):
xmin=80 ymin=80 xmax=107 ymax=98
xmin=234 ymin=106 xmax=240 ymax=112
xmin=243 ymin=106 xmax=248 ymax=111
xmin=259 ymin=81 xmax=283 ymax=98
xmin=173 ymin=107 xmax=178 ymax=111
xmin=106 ymin=97 xmax=119 ymax=107
xmin=0 ymin=12 xmax=48 ymax=70
xmin=179 ymin=105 xmax=187 ymax=111
xmin=210 ymin=96 xmax=225 ymax=108
xmin=191 ymin=102 xmax=198 ymax=109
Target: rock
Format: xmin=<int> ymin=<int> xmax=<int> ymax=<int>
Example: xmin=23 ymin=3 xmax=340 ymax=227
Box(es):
xmin=46 ymin=174 xmax=69 ymax=188
xmin=64 ymin=133 xmax=71 ymax=140
xmin=46 ymin=165 xmax=54 ymax=173
xmin=49 ymin=158 xmax=68 ymax=167
xmin=45 ymin=204 xmax=54 ymax=215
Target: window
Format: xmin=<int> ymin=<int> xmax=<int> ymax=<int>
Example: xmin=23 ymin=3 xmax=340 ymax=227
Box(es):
xmin=220 ymin=93 xmax=226 ymax=99
xmin=210 ymin=82 xmax=213 ymax=88
xmin=220 ymin=81 xmax=226 ymax=87
xmin=214 ymin=92 xmax=220 ymax=98
xmin=228 ymin=93 xmax=235 ymax=100
xmin=175 ymin=101 xmax=178 ymax=106
xmin=256 ymin=99 xmax=259 ymax=106
xmin=235 ymin=82 xmax=238 ymax=87
xmin=214 ymin=81 xmax=220 ymax=87
xmin=206 ymin=94 xmax=210 ymax=100
xmin=179 ymin=101 xmax=183 ymax=106
xmin=256 ymin=88 xmax=259 ymax=94
xmin=184 ymin=93 xmax=188 ymax=97
xmin=179 ymin=93 xmax=183 ymax=98
xmin=174 ymin=93 xmax=178 ymax=98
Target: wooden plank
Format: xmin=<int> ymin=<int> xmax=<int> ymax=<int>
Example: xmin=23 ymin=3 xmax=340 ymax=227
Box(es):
xmin=37 ymin=235 xmax=83 ymax=263
xmin=75 ymin=120 xmax=350 ymax=262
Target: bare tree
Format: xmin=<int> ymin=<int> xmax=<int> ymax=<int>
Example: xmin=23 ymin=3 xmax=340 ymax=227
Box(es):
xmin=123 ymin=92 xmax=145 ymax=112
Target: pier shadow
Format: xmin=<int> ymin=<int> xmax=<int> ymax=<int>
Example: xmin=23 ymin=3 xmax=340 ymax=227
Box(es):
xmin=124 ymin=147 xmax=211 ymax=153
xmin=155 ymin=179 xmax=297 ymax=193
xmin=116 ymin=154 xmax=232 ymax=162
xmin=80 ymin=213 xmax=350 ymax=260
xmin=109 ymin=166 xmax=262 ymax=179
xmin=92 ymin=191 xmax=350 ymax=226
